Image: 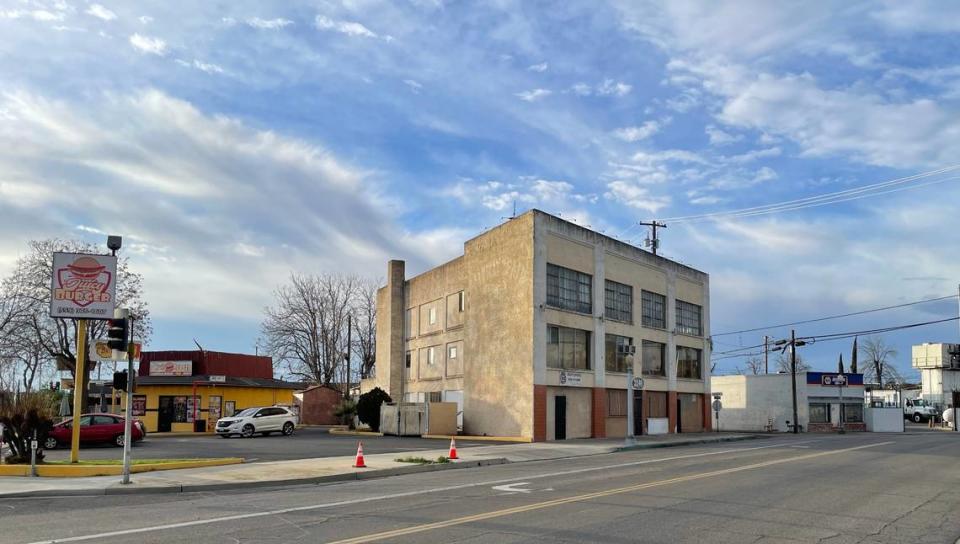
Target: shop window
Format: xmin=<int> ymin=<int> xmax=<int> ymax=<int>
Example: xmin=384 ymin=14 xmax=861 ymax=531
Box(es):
xmin=225 ymin=400 xmax=236 ymax=417
xmin=809 ymin=403 xmax=830 ymax=423
xmin=173 ymin=396 xmax=194 ymax=423
xmin=604 ymin=334 xmax=633 ymax=373
xmin=607 ymin=389 xmax=627 ymax=417
xmin=641 ymin=290 xmax=666 ymax=329
xmin=842 ymin=403 xmax=863 ymax=423
xmin=604 ymin=280 xmax=633 ymax=323
xmin=546 ymin=264 xmax=592 ymax=314
xmin=676 ymin=300 xmax=702 ymax=336
xmin=547 ymin=325 xmax=591 ymax=370
xmin=676 ymin=346 xmax=702 ymax=379
xmin=642 ymin=341 xmax=666 ymax=376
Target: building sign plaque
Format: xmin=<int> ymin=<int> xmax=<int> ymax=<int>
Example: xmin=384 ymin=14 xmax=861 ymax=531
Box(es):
xmin=559 ymin=371 xmax=582 ymax=386
xmin=149 ymin=360 xmax=193 ymax=376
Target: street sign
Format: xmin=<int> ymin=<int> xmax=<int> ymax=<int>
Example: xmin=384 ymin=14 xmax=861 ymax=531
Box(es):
xmin=209 ymin=375 xmax=227 ymax=383
xmin=49 ymin=253 xmax=117 ymax=319
xmin=712 ymin=399 xmax=722 ymax=412
xmin=712 ymin=392 xmax=723 ymax=399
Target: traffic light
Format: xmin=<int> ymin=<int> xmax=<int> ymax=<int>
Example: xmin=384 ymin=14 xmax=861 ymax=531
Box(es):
xmin=107 ymin=317 xmax=129 ymax=351
xmin=112 ymin=370 xmax=128 ymax=392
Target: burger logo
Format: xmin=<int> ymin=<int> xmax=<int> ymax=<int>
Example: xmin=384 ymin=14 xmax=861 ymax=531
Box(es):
xmin=54 ymin=256 xmax=113 ymax=307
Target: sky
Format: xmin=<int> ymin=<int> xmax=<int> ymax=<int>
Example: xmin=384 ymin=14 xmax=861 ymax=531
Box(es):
xmin=1 ymin=0 xmax=959 ymax=379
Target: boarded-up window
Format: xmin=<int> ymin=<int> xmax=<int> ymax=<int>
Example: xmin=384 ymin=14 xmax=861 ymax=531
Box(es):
xmin=607 ymin=389 xmax=627 ymax=417
xmin=646 ymin=391 xmax=667 ymax=419
xmin=680 ymin=393 xmax=703 ymax=432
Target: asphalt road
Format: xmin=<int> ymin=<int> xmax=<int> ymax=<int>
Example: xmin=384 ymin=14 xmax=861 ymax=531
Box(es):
xmin=4 ymin=432 xmax=960 ymax=543
xmin=38 ymin=427 xmax=509 ymax=462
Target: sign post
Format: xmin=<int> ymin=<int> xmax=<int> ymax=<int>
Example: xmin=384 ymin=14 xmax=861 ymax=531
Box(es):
xmin=712 ymin=393 xmax=723 ymax=433
xmin=50 ymin=252 xmax=118 ymax=464
xmin=626 ymin=368 xmax=635 ymax=446
xmin=121 ymin=311 xmax=134 ymax=485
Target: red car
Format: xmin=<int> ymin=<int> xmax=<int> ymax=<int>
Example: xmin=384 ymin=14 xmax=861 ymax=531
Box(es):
xmin=45 ymin=413 xmax=146 ymax=449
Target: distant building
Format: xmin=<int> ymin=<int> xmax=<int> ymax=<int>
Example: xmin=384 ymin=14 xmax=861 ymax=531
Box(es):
xmin=132 ymin=350 xmax=301 ymax=433
xmin=367 ymin=209 xmax=711 ymax=441
xmin=711 ymin=372 xmax=866 ymax=432
xmin=912 ymin=343 xmax=960 ymax=408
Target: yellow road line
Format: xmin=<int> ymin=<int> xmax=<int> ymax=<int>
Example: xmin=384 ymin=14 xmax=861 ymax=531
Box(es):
xmin=328 ymin=441 xmax=893 ymax=544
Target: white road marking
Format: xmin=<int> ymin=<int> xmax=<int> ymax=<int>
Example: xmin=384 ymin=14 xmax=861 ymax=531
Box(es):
xmin=25 ymin=438 xmax=820 ymax=544
xmin=492 ymin=482 xmax=532 ymax=494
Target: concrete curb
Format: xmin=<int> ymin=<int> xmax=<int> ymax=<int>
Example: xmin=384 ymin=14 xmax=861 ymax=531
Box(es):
xmin=328 ymin=429 xmax=384 ymax=437
xmin=0 ymin=458 xmax=510 ymax=498
xmin=615 ymin=434 xmax=769 ymax=452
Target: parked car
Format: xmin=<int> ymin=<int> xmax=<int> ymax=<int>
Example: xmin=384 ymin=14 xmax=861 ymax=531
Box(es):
xmin=215 ymin=406 xmax=298 ymax=438
xmin=904 ymin=398 xmax=939 ymax=423
xmin=45 ymin=413 xmax=146 ymax=449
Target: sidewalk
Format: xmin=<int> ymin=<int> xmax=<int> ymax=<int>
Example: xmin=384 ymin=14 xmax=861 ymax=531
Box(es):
xmin=0 ymin=432 xmax=764 ymax=498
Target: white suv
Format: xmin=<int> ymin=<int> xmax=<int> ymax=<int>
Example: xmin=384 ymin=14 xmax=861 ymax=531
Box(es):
xmin=215 ymin=406 xmax=298 ymax=438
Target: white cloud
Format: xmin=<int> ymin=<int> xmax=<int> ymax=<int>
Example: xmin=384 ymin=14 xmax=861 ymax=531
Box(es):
xmin=596 ymin=78 xmax=632 ymax=96
xmin=403 ymin=79 xmax=423 ymax=93
xmin=139 ymin=15 xmax=153 ymax=24
xmin=129 ymin=33 xmax=167 ymax=56
xmin=570 ymin=82 xmax=592 ymax=96
xmin=724 ymin=146 xmax=781 ymax=164
xmin=246 ymin=17 xmax=293 ymax=30
xmin=85 ymin=4 xmax=116 ymax=21
xmin=315 ymin=15 xmax=377 ymax=38
xmin=604 ymin=180 xmax=670 ymax=213
xmin=232 ymin=242 xmax=266 ymax=258
xmin=516 ymin=88 xmax=551 ymax=102
xmin=706 ymin=125 xmax=741 ymax=146
xmin=177 ymin=59 xmax=225 ymax=74
xmin=1 ymin=9 xmax=65 ymax=21
xmin=527 ymin=62 xmax=548 ymax=72
xmin=613 ymin=121 xmax=661 ymax=142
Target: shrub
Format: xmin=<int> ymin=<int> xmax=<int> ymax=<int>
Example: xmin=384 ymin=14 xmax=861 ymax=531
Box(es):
xmin=356 ymin=387 xmax=391 ymax=432
xmin=333 ymin=400 xmax=357 ymax=428
xmin=0 ymin=393 xmax=56 ymax=464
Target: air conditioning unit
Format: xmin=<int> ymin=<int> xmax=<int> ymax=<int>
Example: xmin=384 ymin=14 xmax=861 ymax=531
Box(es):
xmin=617 ymin=344 xmax=637 ymax=356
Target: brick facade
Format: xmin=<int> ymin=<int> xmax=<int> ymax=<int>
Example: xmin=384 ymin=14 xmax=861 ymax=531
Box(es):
xmin=533 ymin=385 xmax=547 ymax=442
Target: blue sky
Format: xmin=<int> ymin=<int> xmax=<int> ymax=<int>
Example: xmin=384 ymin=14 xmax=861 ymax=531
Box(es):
xmin=1 ymin=1 xmax=959 ymax=379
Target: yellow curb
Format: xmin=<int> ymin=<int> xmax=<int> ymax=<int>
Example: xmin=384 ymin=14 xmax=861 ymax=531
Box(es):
xmin=422 ymin=435 xmax=532 ymax=443
xmin=0 ymin=458 xmax=243 ymax=477
xmin=329 ymin=429 xmax=384 ymax=437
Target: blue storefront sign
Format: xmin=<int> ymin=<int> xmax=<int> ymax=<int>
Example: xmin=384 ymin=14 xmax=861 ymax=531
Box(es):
xmin=807 ymin=372 xmax=863 ymax=386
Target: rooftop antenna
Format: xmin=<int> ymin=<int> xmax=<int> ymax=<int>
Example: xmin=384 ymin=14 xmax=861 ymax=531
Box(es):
xmin=639 ymin=220 xmax=667 ymax=255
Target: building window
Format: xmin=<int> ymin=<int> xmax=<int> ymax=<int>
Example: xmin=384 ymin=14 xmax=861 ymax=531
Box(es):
xmin=546 ymin=264 xmax=592 ymax=314
xmin=641 ymin=290 xmax=666 ymax=329
xmin=428 ymin=391 xmax=442 ymax=403
xmin=457 ymin=291 xmax=465 ymax=312
xmin=642 ymin=341 xmax=666 ymax=376
xmin=676 ymin=300 xmax=702 ymax=336
xmin=604 ymin=280 xmax=633 ymax=323
xmin=809 ymin=403 xmax=830 ymax=423
xmin=604 ymin=334 xmax=633 ymax=373
xmin=842 ymin=403 xmax=863 ymax=423
xmin=547 ymin=325 xmax=591 ymax=370
xmin=405 ymin=351 xmax=411 ymax=368
xmin=676 ymin=346 xmax=702 ymax=379
xmin=448 ymin=346 xmax=458 ymax=359
xmin=607 ymin=389 xmax=627 ymax=417
xmin=427 ymin=347 xmax=436 ymax=365
xmin=428 ymin=307 xmax=437 ymax=325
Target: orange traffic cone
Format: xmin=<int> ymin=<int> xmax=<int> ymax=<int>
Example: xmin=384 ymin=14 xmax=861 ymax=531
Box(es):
xmin=353 ymin=441 xmax=367 ymax=468
xmin=448 ymin=437 xmax=458 ymax=460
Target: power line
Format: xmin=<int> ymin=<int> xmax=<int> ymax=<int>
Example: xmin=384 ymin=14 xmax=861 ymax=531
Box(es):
xmin=712 ymin=294 xmax=958 ymax=337
xmin=661 ymin=164 xmax=960 ymax=224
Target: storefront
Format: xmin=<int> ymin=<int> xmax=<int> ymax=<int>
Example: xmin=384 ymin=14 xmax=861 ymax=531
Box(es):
xmin=130 ymin=350 xmax=301 ymax=433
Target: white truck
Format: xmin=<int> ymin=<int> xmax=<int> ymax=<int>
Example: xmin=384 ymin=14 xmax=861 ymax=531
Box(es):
xmin=904 ymin=398 xmax=939 ymax=423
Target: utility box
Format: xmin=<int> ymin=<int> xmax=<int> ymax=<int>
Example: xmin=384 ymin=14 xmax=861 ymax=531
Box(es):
xmin=379 ymin=402 xmax=458 ymax=436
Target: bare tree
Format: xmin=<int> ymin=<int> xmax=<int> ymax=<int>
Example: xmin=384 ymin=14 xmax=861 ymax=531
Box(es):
xmin=775 ymin=352 xmax=811 ymax=373
xmin=744 ymin=356 xmax=764 ymax=375
xmin=353 ymin=278 xmax=379 ymax=379
xmin=0 ymin=239 xmax=151 ymax=409
xmin=261 ymin=273 xmax=360 ymax=386
xmin=859 ymin=336 xmax=901 ymax=388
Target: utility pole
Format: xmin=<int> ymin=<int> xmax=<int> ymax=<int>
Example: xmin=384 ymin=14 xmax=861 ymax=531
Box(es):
xmin=121 ymin=313 xmax=134 ymax=485
xmin=345 ymin=314 xmax=352 ymax=401
xmin=763 ymin=335 xmax=770 ymax=374
xmin=791 ymin=329 xmax=799 ymax=434
xmin=639 ymin=221 xmax=667 ymax=256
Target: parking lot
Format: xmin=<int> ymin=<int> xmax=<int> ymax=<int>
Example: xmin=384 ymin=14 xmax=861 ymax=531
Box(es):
xmin=37 ymin=427 xmax=512 ymax=463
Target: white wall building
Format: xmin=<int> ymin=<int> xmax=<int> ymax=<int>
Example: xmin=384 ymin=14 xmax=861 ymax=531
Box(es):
xmin=912 ymin=343 xmax=960 ymax=408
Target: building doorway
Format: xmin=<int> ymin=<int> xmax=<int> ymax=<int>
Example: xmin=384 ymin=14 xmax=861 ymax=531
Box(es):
xmin=633 ymin=391 xmax=643 ymax=435
xmin=158 ymin=396 xmax=174 ymax=432
xmin=676 ymin=397 xmax=682 ymax=433
xmin=554 ymin=395 xmax=566 ymax=440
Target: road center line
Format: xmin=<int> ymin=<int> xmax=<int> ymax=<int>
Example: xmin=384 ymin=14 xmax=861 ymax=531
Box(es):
xmin=26 ymin=438 xmax=817 ymax=544
xmin=327 ymin=441 xmax=895 ymax=544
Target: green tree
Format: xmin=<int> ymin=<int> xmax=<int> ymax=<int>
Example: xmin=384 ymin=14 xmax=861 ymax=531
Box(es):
xmin=0 ymin=392 xmax=56 ymax=464
xmin=356 ymin=387 xmax=391 ymax=432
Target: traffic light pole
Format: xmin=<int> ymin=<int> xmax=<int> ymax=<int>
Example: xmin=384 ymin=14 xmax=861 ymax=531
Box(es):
xmin=121 ymin=315 xmax=134 ymax=484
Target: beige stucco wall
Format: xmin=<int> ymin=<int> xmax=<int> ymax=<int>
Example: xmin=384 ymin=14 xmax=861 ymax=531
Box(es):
xmin=463 ymin=213 xmax=535 ymax=438
xmin=546 ymin=386 xmax=591 ymax=440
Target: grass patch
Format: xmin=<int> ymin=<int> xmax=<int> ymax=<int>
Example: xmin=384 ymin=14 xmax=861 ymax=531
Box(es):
xmin=44 ymin=458 xmax=230 ymax=466
xmin=394 ymin=456 xmax=451 ymax=465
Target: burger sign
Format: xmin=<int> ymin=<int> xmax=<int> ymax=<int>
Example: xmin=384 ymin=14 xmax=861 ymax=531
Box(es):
xmin=49 ymin=252 xmax=118 ymax=319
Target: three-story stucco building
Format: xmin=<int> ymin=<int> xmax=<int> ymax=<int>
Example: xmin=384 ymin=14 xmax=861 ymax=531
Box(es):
xmin=369 ymin=210 xmax=711 ymax=441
